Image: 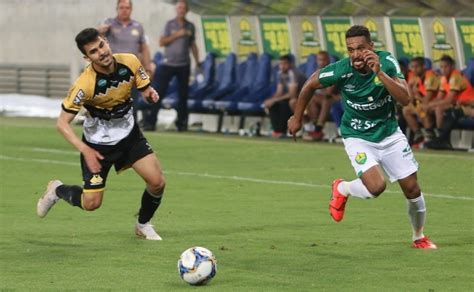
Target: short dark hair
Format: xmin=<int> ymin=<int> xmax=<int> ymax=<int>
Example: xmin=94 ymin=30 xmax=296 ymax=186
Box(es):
xmin=279 ymin=54 xmax=292 ymax=63
xmin=440 ymin=55 xmax=455 ymax=66
xmin=345 ymin=25 xmax=371 ymax=42
xmin=317 ymin=50 xmax=329 ymax=58
xmin=75 ymin=28 xmax=100 ymax=55
xmin=411 ymin=56 xmax=425 ymax=67
xmin=117 ymin=0 xmax=132 ymax=7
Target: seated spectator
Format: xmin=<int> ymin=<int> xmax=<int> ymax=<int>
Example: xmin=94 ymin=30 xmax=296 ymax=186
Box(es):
xmin=302 ymin=51 xmax=338 ymax=141
xmin=263 ymin=55 xmax=305 ymax=138
xmin=402 ymin=56 xmax=440 ymax=144
xmin=425 ymin=105 xmax=474 ymax=149
xmin=422 ymin=55 xmax=474 ymax=139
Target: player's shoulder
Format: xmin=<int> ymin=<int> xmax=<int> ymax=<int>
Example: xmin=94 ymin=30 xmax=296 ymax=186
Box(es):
xmin=320 ymin=57 xmax=349 ymax=76
xmin=377 ymin=50 xmax=397 ymax=64
xmin=73 ymin=65 xmax=96 ymax=95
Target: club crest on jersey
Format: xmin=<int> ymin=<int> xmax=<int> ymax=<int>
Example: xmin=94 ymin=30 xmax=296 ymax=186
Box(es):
xmin=355 ymin=152 xmax=367 ymax=165
xmin=373 ymin=76 xmax=382 ymax=85
xmin=118 ymin=68 xmax=128 ymax=76
xmin=90 ymin=174 xmax=104 ymax=186
xmin=98 ymin=79 xmax=107 ymax=87
xmin=73 ymin=89 xmax=85 ymax=105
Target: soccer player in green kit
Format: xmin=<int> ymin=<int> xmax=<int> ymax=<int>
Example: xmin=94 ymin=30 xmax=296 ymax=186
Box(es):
xmin=288 ymin=25 xmax=437 ymax=249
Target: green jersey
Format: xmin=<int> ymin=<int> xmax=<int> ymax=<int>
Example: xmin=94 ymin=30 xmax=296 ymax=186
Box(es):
xmin=318 ymin=51 xmax=404 ymax=142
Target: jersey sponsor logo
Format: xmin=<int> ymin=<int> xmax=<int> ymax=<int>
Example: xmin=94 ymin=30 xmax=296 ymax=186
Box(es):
xmin=341 ymin=73 xmax=353 ymax=78
xmin=319 ymin=71 xmax=334 ymax=78
xmin=90 ymin=174 xmax=104 ymax=186
xmin=355 ymin=152 xmax=367 ymax=165
xmin=98 ymin=79 xmax=107 ymax=87
xmin=350 ymin=118 xmax=376 ymax=130
xmin=344 ymin=84 xmax=355 ymax=92
xmin=118 ymin=68 xmax=128 ymax=76
xmin=346 ymin=95 xmax=392 ymax=111
xmin=73 ymin=89 xmax=85 ymax=105
xmin=138 ymin=66 xmax=148 ymax=80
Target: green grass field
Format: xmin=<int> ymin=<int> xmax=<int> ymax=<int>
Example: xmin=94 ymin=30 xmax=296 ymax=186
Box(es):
xmin=1 ymin=116 xmax=473 ymax=291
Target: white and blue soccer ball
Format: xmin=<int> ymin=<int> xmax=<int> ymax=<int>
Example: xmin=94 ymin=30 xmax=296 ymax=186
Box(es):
xmin=178 ymin=246 xmax=217 ymax=285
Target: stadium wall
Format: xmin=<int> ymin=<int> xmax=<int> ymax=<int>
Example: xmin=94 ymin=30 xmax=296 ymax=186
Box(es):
xmin=1 ymin=0 xmax=473 ymax=76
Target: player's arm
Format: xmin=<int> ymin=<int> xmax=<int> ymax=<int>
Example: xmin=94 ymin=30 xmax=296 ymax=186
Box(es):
xmin=140 ymin=86 xmax=159 ymax=103
xmin=288 ymin=70 xmax=325 ymax=138
xmin=56 ymin=110 xmax=103 ymax=173
xmin=363 ymin=50 xmax=410 ymax=106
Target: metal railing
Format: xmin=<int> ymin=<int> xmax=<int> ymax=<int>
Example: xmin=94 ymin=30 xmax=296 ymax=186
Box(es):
xmin=0 ymin=64 xmax=70 ymax=98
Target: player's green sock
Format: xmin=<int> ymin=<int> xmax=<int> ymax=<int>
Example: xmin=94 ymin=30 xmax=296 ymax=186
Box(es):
xmin=138 ymin=189 xmax=162 ymax=224
xmin=56 ymin=185 xmax=83 ymax=208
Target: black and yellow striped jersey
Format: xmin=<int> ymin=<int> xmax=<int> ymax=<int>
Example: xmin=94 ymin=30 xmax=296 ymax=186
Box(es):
xmin=62 ymin=53 xmax=150 ymax=119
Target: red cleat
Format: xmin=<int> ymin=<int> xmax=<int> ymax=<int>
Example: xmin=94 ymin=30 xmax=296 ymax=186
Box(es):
xmin=329 ymin=179 xmax=348 ymax=222
xmin=412 ymin=237 xmax=437 ymax=249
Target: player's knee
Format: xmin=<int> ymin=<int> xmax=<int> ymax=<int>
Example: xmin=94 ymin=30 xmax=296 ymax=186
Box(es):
xmin=404 ymin=184 xmax=421 ymax=199
xmin=368 ymin=180 xmax=386 ymax=197
xmin=82 ymin=196 xmax=102 ymax=211
xmin=148 ymin=175 xmax=166 ymax=196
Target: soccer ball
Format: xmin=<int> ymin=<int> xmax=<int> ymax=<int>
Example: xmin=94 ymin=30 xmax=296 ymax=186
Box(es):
xmin=177 ymin=247 xmax=217 ymax=285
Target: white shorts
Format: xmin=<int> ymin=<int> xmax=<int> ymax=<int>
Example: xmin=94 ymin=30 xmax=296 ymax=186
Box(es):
xmin=343 ymin=128 xmax=419 ymax=183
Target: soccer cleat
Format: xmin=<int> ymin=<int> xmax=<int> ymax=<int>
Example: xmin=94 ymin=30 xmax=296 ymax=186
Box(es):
xmin=135 ymin=222 xmax=162 ymax=241
xmin=37 ymin=180 xmax=63 ymax=218
xmin=329 ymin=179 xmax=349 ymax=222
xmin=412 ymin=237 xmax=437 ymax=249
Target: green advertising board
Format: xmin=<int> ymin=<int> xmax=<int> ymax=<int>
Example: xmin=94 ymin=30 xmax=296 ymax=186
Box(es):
xmin=455 ymin=19 xmax=474 ymax=63
xmin=390 ymin=18 xmax=424 ymax=59
xmin=321 ymin=18 xmax=351 ymax=60
xmin=201 ymin=17 xmax=231 ymax=58
xmin=259 ymin=17 xmax=291 ymax=59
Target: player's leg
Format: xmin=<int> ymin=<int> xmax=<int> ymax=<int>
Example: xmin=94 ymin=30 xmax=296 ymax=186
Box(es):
xmin=37 ymin=152 xmax=111 ymax=217
xmin=132 ymin=153 xmax=166 ymax=240
xmin=398 ymin=173 xmax=437 ymax=249
xmin=379 ymin=129 xmax=436 ymax=249
xmin=329 ymin=138 xmax=385 ymax=222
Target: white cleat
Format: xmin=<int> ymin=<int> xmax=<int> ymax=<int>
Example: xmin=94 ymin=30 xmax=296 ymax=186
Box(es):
xmin=135 ymin=222 xmax=162 ymax=241
xmin=36 ymin=180 xmax=63 ymax=218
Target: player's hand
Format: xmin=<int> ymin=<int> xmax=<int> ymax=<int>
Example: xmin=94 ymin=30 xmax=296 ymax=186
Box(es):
xmin=363 ymin=50 xmax=380 ymax=74
xmin=287 ymin=115 xmax=302 ymax=142
xmin=143 ymin=87 xmax=159 ymax=103
xmin=82 ymin=146 xmax=104 ymax=174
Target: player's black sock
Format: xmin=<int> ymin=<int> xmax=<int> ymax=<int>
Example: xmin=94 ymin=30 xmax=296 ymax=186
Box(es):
xmin=56 ymin=185 xmax=83 ymax=208
xmin=138 ymin=189 xmax=162 ymax=224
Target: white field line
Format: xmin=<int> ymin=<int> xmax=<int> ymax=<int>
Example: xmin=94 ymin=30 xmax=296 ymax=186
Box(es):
xmin=0 ymin=154 xmax=472 ymax=201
